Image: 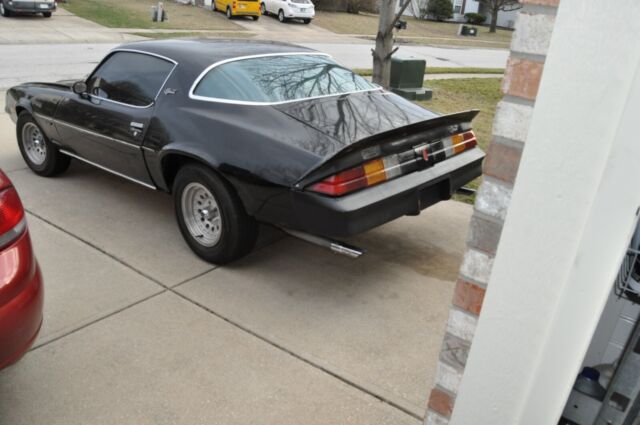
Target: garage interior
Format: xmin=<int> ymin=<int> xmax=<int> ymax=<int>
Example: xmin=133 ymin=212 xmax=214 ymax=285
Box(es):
xmin=561 ymin=222 xmax=640 ymax=425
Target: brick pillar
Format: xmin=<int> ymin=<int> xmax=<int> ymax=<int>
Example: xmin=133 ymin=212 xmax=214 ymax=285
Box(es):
xmin=424 ymin=1 xmax=560 ymax=423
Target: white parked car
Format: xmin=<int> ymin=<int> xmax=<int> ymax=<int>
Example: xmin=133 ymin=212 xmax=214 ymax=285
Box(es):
xmin=260 ymin=0 xmax=314 ymax=23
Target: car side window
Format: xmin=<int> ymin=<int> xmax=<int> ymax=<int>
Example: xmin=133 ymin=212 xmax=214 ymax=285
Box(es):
xmin=86 ymin=52 xmax=174 ymax=107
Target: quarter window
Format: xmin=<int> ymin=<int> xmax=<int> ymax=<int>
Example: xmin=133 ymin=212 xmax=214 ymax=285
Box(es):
xmin=192 ymin=54 xmax=378 ymax=104
xmin=87 ymin=51 xmax=174 ymax=107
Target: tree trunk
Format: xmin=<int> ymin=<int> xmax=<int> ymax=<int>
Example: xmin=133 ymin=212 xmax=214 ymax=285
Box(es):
xmin=372 ymin=0 xmax=396 ymax=88
xmin=489 ymin=8 xmax=498 ymax=32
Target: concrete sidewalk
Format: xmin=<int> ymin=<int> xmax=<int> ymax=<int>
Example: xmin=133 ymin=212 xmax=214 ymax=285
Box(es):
xmin=0 ymin=8 xmax=143 ymax=44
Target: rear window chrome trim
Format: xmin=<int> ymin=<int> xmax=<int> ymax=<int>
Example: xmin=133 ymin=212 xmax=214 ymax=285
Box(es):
xmin=86 ymin=48 xmax=179 ymax=109
xmin=188 ymin=52 xmax=382 ymax=106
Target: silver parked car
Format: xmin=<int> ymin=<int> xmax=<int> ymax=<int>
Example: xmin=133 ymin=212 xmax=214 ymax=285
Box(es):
xmin=0 ymin=0 xmax=57 ymax=18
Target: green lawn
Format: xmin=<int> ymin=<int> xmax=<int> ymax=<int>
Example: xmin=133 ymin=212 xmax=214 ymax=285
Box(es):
xmin=418 ymin=78 xmax=503 ymax=203
xmin=62 ymin=0 xmax=239 ymax=30
xmin=314 ymin=11 xmax=512 ymax=48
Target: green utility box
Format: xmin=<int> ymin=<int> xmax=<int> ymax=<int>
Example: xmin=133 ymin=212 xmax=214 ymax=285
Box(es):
xmin=459 ymin=25 xmax=478 ymax=36
xmin=389 ymin=56 xmax=432 ymax=101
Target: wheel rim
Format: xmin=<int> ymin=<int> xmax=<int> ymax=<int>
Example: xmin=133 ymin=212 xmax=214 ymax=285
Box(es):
xmin=1 ymin=3 xmax=5 ymax=15
xmin=260 ymin=3 xmax=265 ymax=13
xmin=227 ymin=8 xmax=231 ymax=17
xmin=181 ymin=182 xmax=222 ymax=247
xmin=279 ymin=11 xmax=283 ymax=21
xmin=22 ymin=122 xmax=47 ymax=165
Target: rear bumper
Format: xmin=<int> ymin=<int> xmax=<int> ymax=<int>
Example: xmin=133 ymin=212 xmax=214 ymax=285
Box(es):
xmin=258 ymin=148 xmax=484 ymax=238
xmin=0 ymin=231 xmax=44 ymax=370
xmin=285 ymin=9 xmax=314 ymax=18
xmin=5 ymin=2 xmax=56 ymax=12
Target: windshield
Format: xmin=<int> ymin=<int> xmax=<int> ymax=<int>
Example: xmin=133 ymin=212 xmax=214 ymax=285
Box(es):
xmin=192 ymin=54 xmax=378 ymax=104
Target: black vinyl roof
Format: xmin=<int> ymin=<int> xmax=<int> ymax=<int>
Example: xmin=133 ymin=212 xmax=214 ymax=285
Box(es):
xmin=117 ymin=39 xmax=319 ymax=71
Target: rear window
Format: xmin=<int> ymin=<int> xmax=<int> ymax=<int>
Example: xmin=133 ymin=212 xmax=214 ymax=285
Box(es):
xmin=191 ymin=54 xmax=378 ymax=104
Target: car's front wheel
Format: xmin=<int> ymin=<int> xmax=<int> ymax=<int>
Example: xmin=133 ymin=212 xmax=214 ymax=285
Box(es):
xmin=278 ymin=9 xmax=287 ymax=22
xmin=226 ymin=6 xmax=232 ymax=18
xmin=0 ymin=2 xmax=11 ymax=17
xmin=42 ymin=11 xmax=52 ymax=17
xmin=173 ymin=164 xmax=258 ymax=264
xmin=303 ymin=18 xmax=311 ymax=24
xmin=260 ymin=2 xmax=267 ymax=15
xmin=252 ymin=15 xmax=259 ymax=20
xmin=17 ymin=112 xmax=70 ymax=177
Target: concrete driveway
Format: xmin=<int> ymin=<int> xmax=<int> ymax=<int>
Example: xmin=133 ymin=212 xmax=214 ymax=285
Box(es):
xmin=0 ymin=92 xmax=473 ymax=423
xmin=0 ymin=8 xmax=476 ymax=424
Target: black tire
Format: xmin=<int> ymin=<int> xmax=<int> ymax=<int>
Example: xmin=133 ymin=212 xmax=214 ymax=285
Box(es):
xmin=226 ymin=6 xmax=232 ymax=19
xmin=173 ymin=164 xmax=258 ymax=264
xmin=278 ymin=9 xmax=286 ymax=22
xmin=17 ymin=112 xmax=70 ymax=177
xmin=43 ymin=11 xmax=52 ymax=18
xmin=260 ymin=2 xmax=266 ymax=15
xmin=212 ymin=1 xmax=217 ymax=11
xmin=303 ymin=18 xmax=311 ymax=24
xmin=252 ymin=15 xmax=259 ymax=20
xmin=0 ymin=2 xmax=11 ymax=17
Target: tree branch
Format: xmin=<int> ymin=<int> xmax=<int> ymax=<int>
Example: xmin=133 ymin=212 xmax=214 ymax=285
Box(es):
xmin=386 ymin=0 xmax=412 ymax=35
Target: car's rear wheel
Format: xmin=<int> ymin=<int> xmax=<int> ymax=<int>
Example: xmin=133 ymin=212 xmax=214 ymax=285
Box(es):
xmin=252 ymin=15 xmax=259 ymax=20
xmin=303 ymin=18 xmax=311 ymax=24
xmin=42 ymin=12 xmax=52 ymax=17
xmin=260 ymin=3 xmax=266 ymax=15
xmin=278 ymin=9 xmax=286 ymax=22
xmin=0 ymin=2 xmax=11 ymax=17
xmin=17 ymin=112 xmax=70 ymax=177
xmin=173 ymin=164 xmax=258 ymax=264
xmin=212 ymin=0 xmax=218 ymax=11
xmin=226 ymin=6 xmax=232 ymax=18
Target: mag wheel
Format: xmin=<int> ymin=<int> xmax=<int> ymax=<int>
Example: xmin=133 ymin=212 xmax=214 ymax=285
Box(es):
xmin=174 ymin=164 xmax=258 ymax=264
xmin=17 ymin=112 xmax=70 ymax=177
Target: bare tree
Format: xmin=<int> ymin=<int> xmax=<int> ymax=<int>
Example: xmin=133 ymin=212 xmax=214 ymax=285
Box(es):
xmin=371 ymin=0 xmax=412 ymax=89
xmin=478 ymin=0 xmax=521 ymax=33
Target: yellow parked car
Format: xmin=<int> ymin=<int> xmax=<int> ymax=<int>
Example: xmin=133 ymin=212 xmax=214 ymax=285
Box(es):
xmin=214 ymin=0 xmax=260 ymax=20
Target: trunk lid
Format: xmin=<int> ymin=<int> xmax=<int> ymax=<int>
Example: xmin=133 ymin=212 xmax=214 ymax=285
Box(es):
xmin=273 ymin=91 xmax=479 ymax=187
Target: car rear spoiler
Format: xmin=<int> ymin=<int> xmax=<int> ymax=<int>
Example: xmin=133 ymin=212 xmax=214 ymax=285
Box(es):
xmin=294 ymin=109 xmax=480 ymax=189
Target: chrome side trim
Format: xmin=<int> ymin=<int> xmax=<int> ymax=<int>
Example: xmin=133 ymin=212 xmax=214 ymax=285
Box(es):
xmin=86 ymin=48 xmax=179 ymax=109
xmin=188 ymin=52 xmax=382 ymax=106
xmin=33 ymin=112 xmax=54 ymax=123
xmin=60 ymin=149 xmax=156 ymax=190
xmin=53 ymin=119 xmax=138 ymax=148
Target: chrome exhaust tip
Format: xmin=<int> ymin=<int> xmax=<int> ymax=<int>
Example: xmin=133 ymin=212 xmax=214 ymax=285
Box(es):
xmin=282 ymin=228 xmax=366 ymax=258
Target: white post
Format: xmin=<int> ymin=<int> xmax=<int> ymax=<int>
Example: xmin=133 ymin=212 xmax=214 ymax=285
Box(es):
xmin=451 ymin=1 xmax=640 ymax=424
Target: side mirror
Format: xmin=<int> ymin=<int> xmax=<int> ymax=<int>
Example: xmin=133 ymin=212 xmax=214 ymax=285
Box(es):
xmin=72 ymin=81 xmax=88 ymax=97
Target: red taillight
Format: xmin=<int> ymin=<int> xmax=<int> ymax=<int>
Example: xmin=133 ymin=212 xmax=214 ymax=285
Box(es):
xmin=0 ymin=187 xmax=25 ymax=236
xmin=310 ymin=165 xmax=367 ymax=196
xmin=0 ymin=175 xmax=26 ymax=249
xmin=462 ymin=130 xmax=477 ymax=148
xmin=0 ymin=170 xmax=11 ymax=191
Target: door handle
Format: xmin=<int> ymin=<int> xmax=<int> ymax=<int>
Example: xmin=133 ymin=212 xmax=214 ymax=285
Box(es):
xmin=130 ymin=122 xmax=144 ymax=138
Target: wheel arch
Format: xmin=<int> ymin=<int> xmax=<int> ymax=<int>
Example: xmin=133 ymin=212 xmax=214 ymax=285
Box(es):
xmin=158 ymin=149 xmax=277 ymax=217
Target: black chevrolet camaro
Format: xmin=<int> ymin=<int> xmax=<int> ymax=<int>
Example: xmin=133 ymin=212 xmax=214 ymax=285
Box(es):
xmin=5 ymin=39 xmax=483 ymax=264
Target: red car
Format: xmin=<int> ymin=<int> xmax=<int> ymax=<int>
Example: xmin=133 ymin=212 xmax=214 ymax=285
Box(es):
xmin=0 ymin=169 xmax=43 ymax=369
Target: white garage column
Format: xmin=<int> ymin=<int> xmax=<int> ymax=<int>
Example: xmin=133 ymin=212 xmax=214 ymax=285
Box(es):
xmin=450 ymin=2 xmax=640 ymax=425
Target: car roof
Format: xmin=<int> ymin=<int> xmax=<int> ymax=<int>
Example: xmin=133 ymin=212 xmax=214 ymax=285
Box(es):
xmin=116 ymin=39 xmax=320 ymax=71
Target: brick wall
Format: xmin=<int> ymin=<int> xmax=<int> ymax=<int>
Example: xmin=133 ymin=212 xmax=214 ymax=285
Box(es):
xmin=424 ymin=0 xmax=560 ymax=423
